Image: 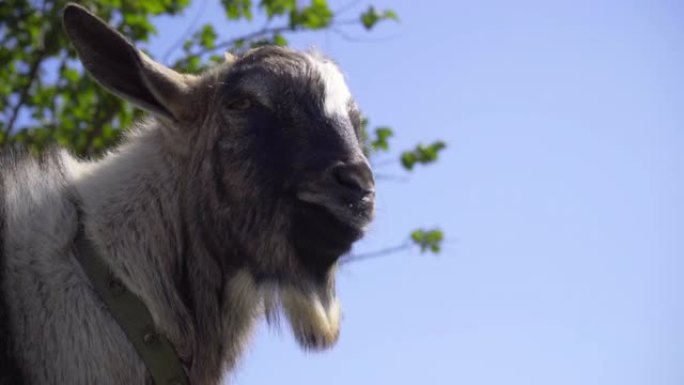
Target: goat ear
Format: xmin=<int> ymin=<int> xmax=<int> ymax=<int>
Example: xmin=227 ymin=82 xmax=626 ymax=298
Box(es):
xmin=62 ymin=4 xmax=195 ymax=122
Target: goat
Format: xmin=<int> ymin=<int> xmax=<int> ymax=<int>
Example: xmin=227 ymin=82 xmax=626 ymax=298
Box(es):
xmin=0 ymin=4 xmax=374 ymax=384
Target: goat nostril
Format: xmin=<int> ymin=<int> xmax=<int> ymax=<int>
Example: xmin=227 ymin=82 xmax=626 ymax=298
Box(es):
xmin=332 ymin=162 xmax=374 ymax=195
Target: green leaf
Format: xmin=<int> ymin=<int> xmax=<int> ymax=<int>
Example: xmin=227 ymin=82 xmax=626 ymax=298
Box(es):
xmin=410 ymin=228 xmax=444 ymax=254
xmin=291 ymin=0 xmax=333 ymax=30
xmin=251 ymin=32 xmax=289 ymax=47
xmin=400 ymin=141 xmax=447 ymax=170
xmin=221 ymin=0 xmax=254 ymax=20
xmin=272 ymin=33 xmax=288 ymax=46
xmin=182 ymin=39 xmax=193 ymax=52
xmin=360 ymin=6 xmax=380 ymax=30
xmin=136 ymin=0 xmax=191 ymax=15
xmin=360 ymin=6 xmax=399 ymax=30
xmin=371 ymin=126 xmax=393 ymax=152
xmin=199 ymin=24 xmax=217 ymax=49
xmin=383 ymin=9 xmax=399 ymax=22
xmin=122 ymin=13 xmax=156 ymax=39
xmin=209 ymin=54 xmax=225 ymax=64
xmin=401 ymin=151 xmax=417 ymax=170
xmin=260 ymin=0 xmax=296 ymax=18
xmin=233 ymin=38 xmax=246 ymax=49
xmin=61 ymin=67 xmax=80 ymax=83
xmin=174 ymin=55 xmax=203 ymax=73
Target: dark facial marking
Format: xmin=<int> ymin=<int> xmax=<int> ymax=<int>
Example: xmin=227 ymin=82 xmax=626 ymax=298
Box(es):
xmin=207 ymin=47 xmax=371 ymax=280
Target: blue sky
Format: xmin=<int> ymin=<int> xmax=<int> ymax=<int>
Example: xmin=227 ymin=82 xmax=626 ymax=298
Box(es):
xmin=152 ymin=1 xmax=683 ymax=384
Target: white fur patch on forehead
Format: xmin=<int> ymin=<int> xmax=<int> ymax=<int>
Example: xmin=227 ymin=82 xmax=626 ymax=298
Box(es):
xmin=308 ymin=55 xmax=352 ymax=118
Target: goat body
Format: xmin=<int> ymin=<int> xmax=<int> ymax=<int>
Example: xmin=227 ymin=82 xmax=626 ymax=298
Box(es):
xmin=0 ymin=4 xmax=374 ymax=384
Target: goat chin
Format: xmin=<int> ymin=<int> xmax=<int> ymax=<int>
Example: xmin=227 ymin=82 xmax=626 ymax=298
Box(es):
xmin=262 ymin=285 xmax=341 ymax=350
xmin=283 ymin=288 xmax=341 ymax=350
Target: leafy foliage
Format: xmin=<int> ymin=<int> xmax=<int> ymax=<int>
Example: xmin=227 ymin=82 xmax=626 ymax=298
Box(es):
xmin=222 ymin=0 xmax=253 ymax=20
xmin=360 ymin=6 xmax=398 ymax=30
xmin=260 ymin=0 xmax=295 ymax=18
xmin=0 ymin=0 xmax=189 ymax=155
xmin=370 ymin=127 xmax=393 ymax=152
xmin=401 ymin=141 xmax=447 ymax=170
xmin=0 ymin=0 xmax=446 ymax=258
xmin=411 ymin=228 xmax=444 ymax=253
xmin=293 ymin=0 xmax=332 ymax=29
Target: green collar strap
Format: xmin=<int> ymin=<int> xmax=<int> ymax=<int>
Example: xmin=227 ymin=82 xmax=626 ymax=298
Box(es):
xmin=73 ymin=229 xmax=190 ymax=385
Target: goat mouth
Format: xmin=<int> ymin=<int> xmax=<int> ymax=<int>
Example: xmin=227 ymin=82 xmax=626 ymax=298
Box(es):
xmin=295 ymin=190 xmax=375 ymax=229
xmin=290 ymin=200 xmax=365 ymax=275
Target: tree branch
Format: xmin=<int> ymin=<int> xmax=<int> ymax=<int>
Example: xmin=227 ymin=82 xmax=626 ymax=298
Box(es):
xmin=189 ymin=19 xmax=359 ymax=57
xmin=341 ymin=242 xmax=412 ymax=264
xmin=3 ymin=0 xmax=54 ymax=138
xmin=49 ymin=53 xmax=70 ymax=137
xmin=192 ymin=24 xmax=293 ymax=56
xmin=161 ymin=0 xmax=209 ymax=64
xmin=375 ymin=172 xmax=410 ymax=182
xmin=334 ymin=0 xmax=362 ymax=15
xmin=331 ymin=27 xmax=401 ymax=43
xmin=4 ymin=49 xmax=46 ymax=136
xmin=84 ymin=96 xmax=119 ymax=156
xmin=371 ymin=156 xmax=399 ymax=168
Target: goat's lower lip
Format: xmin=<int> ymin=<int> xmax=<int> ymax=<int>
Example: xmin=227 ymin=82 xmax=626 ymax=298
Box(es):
xmin=293 ymin=200 xmax=364 ymax=243
xmin=290 ymin=200 xmax=364 ymax=274
xmin=296 ymin=190 xmax=374 ymax=228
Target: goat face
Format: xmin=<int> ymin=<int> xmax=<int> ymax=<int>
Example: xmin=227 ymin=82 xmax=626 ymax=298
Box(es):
xmin=193 ymin=48 xmax=375 ymax=349
xmin=63 ymin=5 xmax=374 ymax=350
xmin=211 ymin=47 xmax=374 ymax=275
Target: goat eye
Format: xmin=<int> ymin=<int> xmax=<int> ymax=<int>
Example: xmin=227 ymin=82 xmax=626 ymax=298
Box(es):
xmin=229 ymin=98 xmax=252 ymax=111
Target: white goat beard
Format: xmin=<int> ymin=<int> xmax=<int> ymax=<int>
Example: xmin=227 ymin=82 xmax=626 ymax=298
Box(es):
xmin=270 ymin=286 xmax=341 ymax=350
